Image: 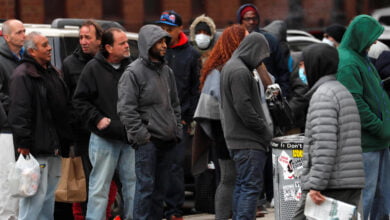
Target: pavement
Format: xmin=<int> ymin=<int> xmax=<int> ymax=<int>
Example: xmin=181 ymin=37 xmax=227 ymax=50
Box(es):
xmin=183 ymin=208 xmax=275 ymax=220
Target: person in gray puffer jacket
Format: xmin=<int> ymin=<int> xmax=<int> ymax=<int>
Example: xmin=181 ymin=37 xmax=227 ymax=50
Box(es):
xmin=117 ymin=24 xmax=182 ymax=220
xmin=293 ymin=43 xmax=365 ymax=220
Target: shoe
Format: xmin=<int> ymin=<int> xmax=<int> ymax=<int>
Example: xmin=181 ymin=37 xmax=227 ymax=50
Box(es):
xmin=113 ymin=216 xmax=121 ymax=220
xmin=256 ymin=205 xmax=268 ymax=217
xmin=168 ymin=215 xmax=184 ymax=220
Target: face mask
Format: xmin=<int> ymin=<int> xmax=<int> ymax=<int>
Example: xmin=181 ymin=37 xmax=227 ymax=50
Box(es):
xmin=322 ymin=37 xmax=335 ymax=47
xmin=298 ymin=67 xmax=308 ymax=85
xmin=195 ymin=34 xmax=211 ymax=49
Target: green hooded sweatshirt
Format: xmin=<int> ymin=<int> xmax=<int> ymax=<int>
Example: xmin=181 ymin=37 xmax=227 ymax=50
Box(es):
xmin=337 ymin=15 xmax=390 ymax=152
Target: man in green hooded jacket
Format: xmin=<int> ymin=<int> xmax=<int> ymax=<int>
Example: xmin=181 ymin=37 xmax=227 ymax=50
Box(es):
xmin=337 ymin=15 xmax=390 ymax=220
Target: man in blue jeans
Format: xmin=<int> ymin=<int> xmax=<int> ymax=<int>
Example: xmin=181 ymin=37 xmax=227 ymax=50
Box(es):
xmin=72 ymin=27 xmax=135 ymax=220
xmin=220 ymin=32 xmax=273 ymax=219
xmin=117 ymin=24 xmax=182 ymax=220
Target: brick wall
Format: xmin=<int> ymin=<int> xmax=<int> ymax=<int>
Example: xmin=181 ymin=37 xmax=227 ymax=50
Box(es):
xmin=0 ymin=0 xmax=15 ymax=19
xmin=0 ymin=0 xmax=375 ymax=32
xmin=66 ymin=0 xmax=102 ymax=19
xmin=19 ymin=0 xmax=45 ymax=23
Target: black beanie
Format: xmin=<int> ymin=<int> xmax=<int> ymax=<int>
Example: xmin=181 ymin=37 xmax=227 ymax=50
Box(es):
xmin=325 ymin=24 xmax=346 ymax=43
xmin=195 ymin=22 xmax=211 ymax=35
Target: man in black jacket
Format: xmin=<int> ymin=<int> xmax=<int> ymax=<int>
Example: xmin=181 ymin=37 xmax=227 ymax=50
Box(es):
xmin=61 ymin=20 xmax=103 ymax=219
xmin=73 ymin=28 xmax=135 ymax=220
xmin=8 ymin=31 xmax=73 ymax=220
xmin=0 ymin=18 xmax=25 ymax=220
xmin=156 ymin=10 xmax=201 ymax=219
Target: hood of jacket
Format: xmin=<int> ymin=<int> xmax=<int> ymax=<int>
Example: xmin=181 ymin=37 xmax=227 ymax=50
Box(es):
xmin=236 ymin=3 xmax=260 ymax=24
xmin=189 ymin=14 xmax=216 ymax=42
xmin=138 ymin=24 xmax=171 ymax=62
xmin=0 ymin=40 xmax=19 ymax=61
xmin=231 ymin=32 xmax=269 ymax=70
xmin=303 ymin=43 xmax=339 ymax=88
xmin=339 ymin=15 xmax=384 ymax=54
xmin=264 ymin=20 xmax=287 ymax=43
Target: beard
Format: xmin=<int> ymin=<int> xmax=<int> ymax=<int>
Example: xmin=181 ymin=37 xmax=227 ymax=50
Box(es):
xmin=149 ymin=49 xmax=165 ymax=62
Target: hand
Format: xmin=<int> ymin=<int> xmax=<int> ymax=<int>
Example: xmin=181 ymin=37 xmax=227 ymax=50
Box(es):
xmin=309 ymin=189 xmax=326 ymax=205
xmin=17 ymin=148 xmax=30 ymax=156
xmin=97 ymin=117 xmax=111 ymax=130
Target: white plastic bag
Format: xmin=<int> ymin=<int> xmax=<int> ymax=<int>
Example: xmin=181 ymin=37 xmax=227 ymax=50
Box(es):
xmin=8 ymin=153 xmax=41 ymax=197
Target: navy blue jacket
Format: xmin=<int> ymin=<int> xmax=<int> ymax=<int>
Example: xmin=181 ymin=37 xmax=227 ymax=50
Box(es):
xmin=165 ymin=34 xmax=201 ymax=123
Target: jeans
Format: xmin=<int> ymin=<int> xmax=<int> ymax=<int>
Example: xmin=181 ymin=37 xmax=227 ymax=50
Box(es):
xmin=0 ymin=133 xmax=18 ymax=220
xmin=86 ymin=133 xmax=136 ymax=220
xmin=133 ymin=141 xmax=177 ymax=220
xmin=19 ymin=156 xmax=61 ymax=220
xmin=230 ymin=149 xmax=267 ymax=220
xmin=362 ymin=148 xmax=390 ymax=220
xmin=164 ymin=126 xmax=187 ymax=217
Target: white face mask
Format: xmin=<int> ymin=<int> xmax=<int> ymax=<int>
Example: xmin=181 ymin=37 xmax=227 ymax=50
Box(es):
xmin=195 ymin=34 xmax=211 ymax=49
xmin=322 ymin=37 xmax=335 ymax=47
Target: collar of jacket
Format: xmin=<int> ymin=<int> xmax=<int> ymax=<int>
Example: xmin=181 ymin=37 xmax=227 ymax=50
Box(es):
xmin=74 ymin=46 xmax=95 ymax=63
xmin=170 ymin=32 xmax=188 ymax=48
xmin=94 ymin=52 xmax=131 ymax=72
xmin=21 ymin=54 xmax=55 ymax=78
xmin=304 ymin=74 xmax=336 ymax=99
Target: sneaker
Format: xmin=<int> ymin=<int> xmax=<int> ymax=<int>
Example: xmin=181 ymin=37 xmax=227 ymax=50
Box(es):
xmin=168 ymin=215 xmax=184 ymax=220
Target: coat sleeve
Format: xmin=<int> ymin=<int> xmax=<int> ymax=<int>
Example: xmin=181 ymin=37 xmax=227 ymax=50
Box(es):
xmin=229 ymin=70 xmax=267 ymax=134
xmin=337 ymin=65 xmax=385 ymax=137
xmin=185 ymin=51 xmax=201 ymax=123
xmin=8 ymin=73 xmax=33 ymax=149
xmin=72 ymin=66 xmax=104 ymax=131
xmin=168 ymin=69 xmax=183 ymax=140
xmin=305 ymin=92 xmax=338 ymax=190
xmin=117 ymin=70 xmax=151 ymax=145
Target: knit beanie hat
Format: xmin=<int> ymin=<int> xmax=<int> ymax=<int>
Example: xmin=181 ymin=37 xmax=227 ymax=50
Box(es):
xmin=325 ymin=24 xmax=346 ymax=43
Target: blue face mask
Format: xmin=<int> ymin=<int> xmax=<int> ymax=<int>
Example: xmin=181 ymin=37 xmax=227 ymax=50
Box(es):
xmin=299 ymin=67 xmax=308 ymax=85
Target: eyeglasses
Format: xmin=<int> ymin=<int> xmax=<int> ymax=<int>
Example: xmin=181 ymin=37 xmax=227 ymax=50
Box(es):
xmin=242 ymin=17 xmax=259 ymax=22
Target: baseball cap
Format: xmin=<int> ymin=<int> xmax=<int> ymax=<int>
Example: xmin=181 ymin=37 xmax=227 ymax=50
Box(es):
xmin=156 ymin=10 xmax=182 ymax=27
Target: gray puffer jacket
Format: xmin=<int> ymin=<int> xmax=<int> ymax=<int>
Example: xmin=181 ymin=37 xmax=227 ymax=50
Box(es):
xmin=117 ymin=25 xmax=182 ymax=145
xmin=301 ymin=75 xmax=365 ymax=191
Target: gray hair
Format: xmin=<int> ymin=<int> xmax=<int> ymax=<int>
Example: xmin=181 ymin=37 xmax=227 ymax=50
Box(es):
xmin=24 ymin=32 xmax=42 ymax=50
xmin=2 ymin=19 xmax=23 ymax=35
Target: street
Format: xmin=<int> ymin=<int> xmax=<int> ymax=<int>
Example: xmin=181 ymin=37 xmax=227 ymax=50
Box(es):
xmin=184 ymin=208 xmax=275 ymax=220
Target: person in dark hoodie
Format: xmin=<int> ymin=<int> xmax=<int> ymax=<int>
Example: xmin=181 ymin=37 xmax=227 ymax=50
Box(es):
xmin=293 ymin=43 xmax=364 ymax=220
xmin=8 ymin=31 xmax=73 ymax=220
xmin=117 ymin=24 xmax=182 ymax=220
xmin=220 ymin=32 xmax=272 ymax=220
xmin=156 ymin=10 xmax=201 ymax=219
xmin=236 ymin=4 xmax=290 ymax=98
xmin=72 ymin=28 xmax=135 ymax=220
xmin=0 ymin=18 xmax=25 ymax=220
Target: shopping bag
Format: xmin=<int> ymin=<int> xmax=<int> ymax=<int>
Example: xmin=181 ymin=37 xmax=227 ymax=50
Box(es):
xmin=8 ymin=153 xmax=41 ymax=197
xmin=55 ymin=156 xmax=86 ymax=203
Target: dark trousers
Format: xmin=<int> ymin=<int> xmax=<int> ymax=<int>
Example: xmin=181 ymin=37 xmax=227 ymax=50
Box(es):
xmin=133 ymin=141 xmax=177 ymax=220
xmin=164 ymin=126 xmax=188 ymax=217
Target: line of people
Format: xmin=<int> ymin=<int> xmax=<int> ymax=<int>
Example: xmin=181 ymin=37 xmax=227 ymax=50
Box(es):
xmin=0 ymin=4 xmax=389 ymax=220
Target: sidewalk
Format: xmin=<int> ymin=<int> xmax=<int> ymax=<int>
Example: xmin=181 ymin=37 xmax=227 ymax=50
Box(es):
xmin=184 ymin=208 xmax=275 ymax=220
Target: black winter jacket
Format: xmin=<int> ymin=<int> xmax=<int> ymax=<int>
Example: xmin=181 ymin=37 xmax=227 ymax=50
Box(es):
xmin=0 ymin=41 xmax=23 ymax=131
xmin=165 ymin=33 xmax=201 ymax=123
xmin=73 ymin=52 xmax=131 ymax=142
xmin=62 ymin=47 xmax=94 ymax=151
xmin=8 ymin=55 xmax=73 ymax=156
